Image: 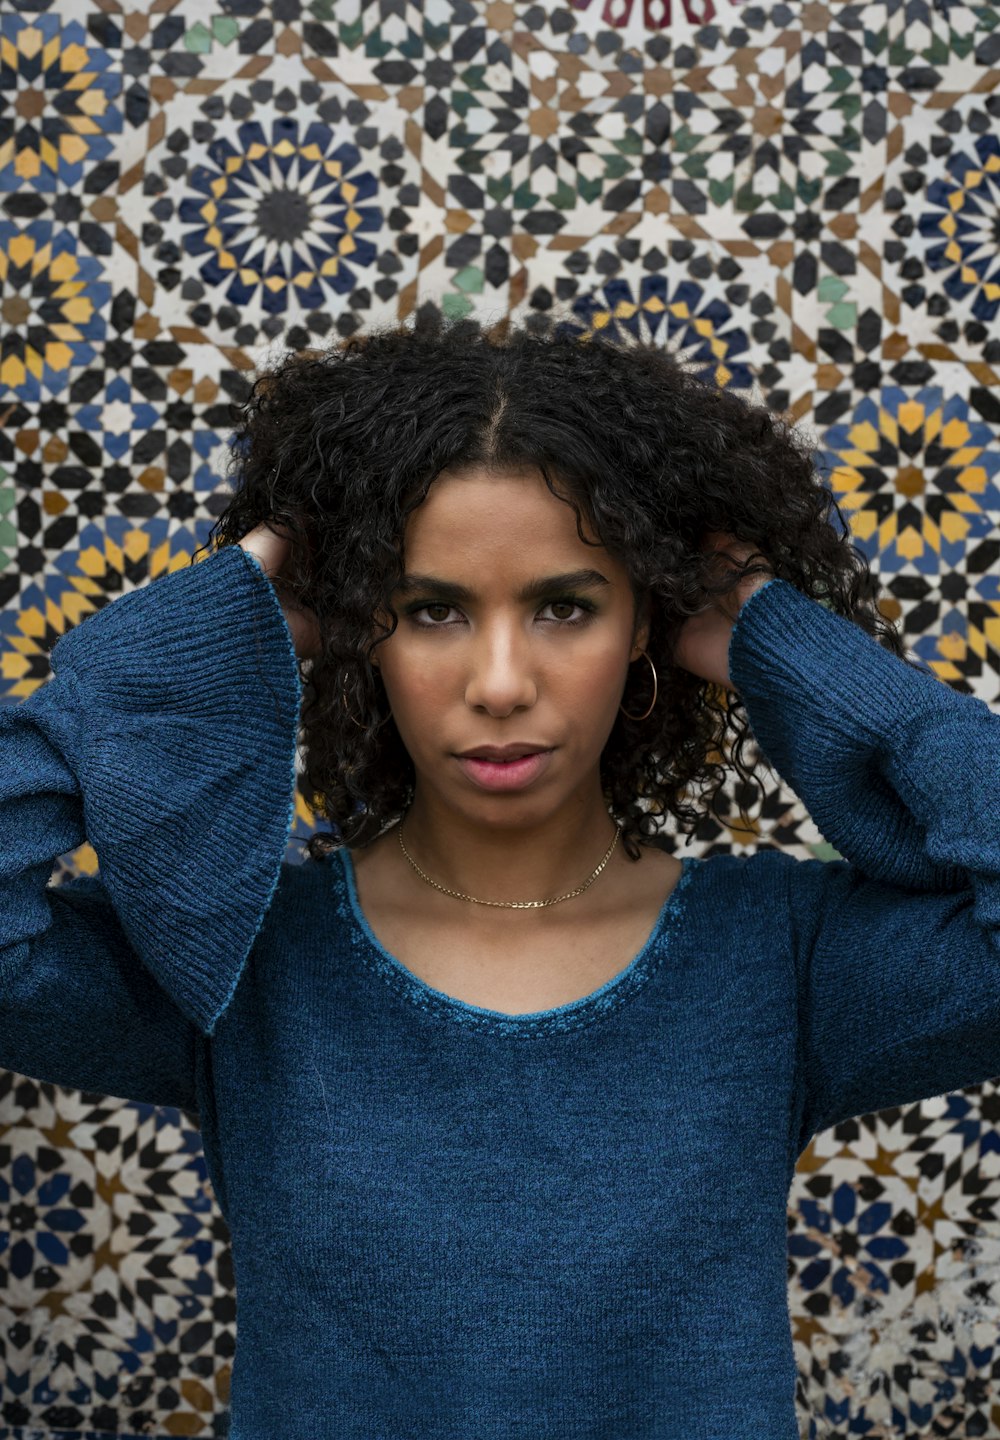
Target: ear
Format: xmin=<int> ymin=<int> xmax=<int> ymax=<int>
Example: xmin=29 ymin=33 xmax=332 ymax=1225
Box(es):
xmin=632 ymin=591 xmax=651 ymax=657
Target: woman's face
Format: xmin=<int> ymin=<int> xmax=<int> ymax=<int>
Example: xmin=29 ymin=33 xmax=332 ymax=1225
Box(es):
xmin=371 ymin=464 xmax=649 ymax=826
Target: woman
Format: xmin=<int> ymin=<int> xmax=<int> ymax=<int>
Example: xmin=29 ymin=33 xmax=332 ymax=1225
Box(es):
xmin=3 ymin=308 xmax=997 ymax=1438
xmin=235 ymin=455 xmax=769 ymax=1017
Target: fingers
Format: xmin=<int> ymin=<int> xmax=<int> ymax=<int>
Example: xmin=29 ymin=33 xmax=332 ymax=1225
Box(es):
xmin=238 ymin=521 xmax=292 ymax=580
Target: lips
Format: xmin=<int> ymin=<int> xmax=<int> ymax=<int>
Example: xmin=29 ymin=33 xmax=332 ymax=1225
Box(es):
xmin=457 ymin=745 xmax=551 ymax=762
xmin=456 ymin=749 xmax=555 ymax=791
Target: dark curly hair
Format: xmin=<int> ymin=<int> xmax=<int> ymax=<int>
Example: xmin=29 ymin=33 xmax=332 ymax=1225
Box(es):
xmin=198 ymin=302 xmax=920 ymax=864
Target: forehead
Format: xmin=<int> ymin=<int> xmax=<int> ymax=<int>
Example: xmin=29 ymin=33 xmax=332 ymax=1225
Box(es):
xmin=404 ymin=465 xmax=609 ymax=567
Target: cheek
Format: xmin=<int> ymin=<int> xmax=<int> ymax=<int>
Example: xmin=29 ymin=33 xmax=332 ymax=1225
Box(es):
xmin=377 ymin=651 xmax=452 ymax=721
xmin=559 ymin=647 xmax=631 ymax=718
xmin=378 ymin=633 xmax=629 ymax=720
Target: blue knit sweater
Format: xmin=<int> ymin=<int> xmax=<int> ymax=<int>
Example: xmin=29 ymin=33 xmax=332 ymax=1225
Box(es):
xmin=3 ymin=543 xmax=998 ymax=1439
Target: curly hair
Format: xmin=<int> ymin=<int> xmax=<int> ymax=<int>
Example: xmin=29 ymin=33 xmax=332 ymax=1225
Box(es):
xmin=199 ymin=301 xmax=921 ymax=864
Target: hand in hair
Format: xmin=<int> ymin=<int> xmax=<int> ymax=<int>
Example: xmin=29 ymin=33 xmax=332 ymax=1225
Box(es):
xmin=673 ymin=531 xmax=775 ymax=692
xmin=237 ymin=521 xmax=322 ymax=661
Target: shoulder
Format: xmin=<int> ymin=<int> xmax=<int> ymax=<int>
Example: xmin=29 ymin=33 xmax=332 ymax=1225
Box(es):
xmin=220 ymin=853 xmax=354 ymax=1024
xmin=261 ymin=852 xmax=353 ymax=936
xmin=674 ymin=845 xmax=802 ymax=948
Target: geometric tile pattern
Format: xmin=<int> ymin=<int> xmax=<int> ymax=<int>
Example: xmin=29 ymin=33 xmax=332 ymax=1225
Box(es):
xmin=2 ymin=0 xmax=1000 ymax=1433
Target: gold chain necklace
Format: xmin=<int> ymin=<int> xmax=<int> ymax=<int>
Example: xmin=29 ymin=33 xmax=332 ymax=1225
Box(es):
xmin=397 ymin=817 xmax=621 ymax=910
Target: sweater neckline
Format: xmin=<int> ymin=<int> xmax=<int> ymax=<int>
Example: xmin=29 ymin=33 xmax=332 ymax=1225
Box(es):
xmin=333 ymin=843 xmax=701 ymax=1037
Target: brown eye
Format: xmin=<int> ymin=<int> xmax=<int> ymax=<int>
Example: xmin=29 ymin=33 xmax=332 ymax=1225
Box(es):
xmin=540 ymin=598 xmax=595 ymax=626
xmin=407 ymin=602 xmax=459 ymax=626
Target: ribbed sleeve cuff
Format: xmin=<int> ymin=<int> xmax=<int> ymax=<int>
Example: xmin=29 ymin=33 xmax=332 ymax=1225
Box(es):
xmin=47 ymin=544 xmax=303 ymax=1036
xmin=727 ymin=577 xmax=966 ymax=893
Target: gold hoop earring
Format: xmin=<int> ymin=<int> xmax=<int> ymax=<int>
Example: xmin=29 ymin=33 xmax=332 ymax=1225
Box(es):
xmin=619 ymin=649 xmax=657 ymax=723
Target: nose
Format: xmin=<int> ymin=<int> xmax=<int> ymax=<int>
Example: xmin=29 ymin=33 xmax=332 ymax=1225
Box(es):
xmin=463 ymin=621 xmax=538 ymax=716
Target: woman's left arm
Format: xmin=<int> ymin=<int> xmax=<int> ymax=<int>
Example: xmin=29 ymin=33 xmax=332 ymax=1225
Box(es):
xmin=720 ymin=573 xmax=1000 ymax=1155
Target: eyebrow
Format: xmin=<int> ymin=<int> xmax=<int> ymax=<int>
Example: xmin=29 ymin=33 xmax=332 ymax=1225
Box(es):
xmin=393 ymin=568 xmax=612 ymax=604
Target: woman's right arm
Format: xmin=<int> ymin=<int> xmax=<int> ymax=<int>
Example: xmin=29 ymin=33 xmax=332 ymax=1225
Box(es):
xmin=2 ymin=665 xmax=201 ymax=1107
xmin=0 ymin=543 xmax=304 ymax=1102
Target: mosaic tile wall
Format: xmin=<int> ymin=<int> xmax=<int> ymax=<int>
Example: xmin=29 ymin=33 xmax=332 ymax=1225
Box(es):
xmin=2 ymin=0 xmax=1000 ymax=1434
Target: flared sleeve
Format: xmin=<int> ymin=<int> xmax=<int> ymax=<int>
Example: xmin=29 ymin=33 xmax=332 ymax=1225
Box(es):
xmin=728 ymin=578 xmax=1000 ymax=1151
xmin=1 ymin=543 xmax=302 ymax=1049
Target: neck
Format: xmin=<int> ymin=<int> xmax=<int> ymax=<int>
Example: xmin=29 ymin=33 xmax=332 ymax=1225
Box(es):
xmin=395 ymin=784 xmax=625 ymax=906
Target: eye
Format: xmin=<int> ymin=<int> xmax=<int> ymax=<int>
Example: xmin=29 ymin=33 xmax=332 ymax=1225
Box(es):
xmin=405 ymin=597 xmax=596 ymax=628
xmin=413 ymin=602 xmax=457 ymax=624
xmin=541 ymin=599 xmax=593 ymax=625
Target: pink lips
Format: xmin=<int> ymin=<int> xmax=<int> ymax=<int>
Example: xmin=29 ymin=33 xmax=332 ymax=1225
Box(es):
xmin=456 ymin=750 xmax=554 ymax=792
